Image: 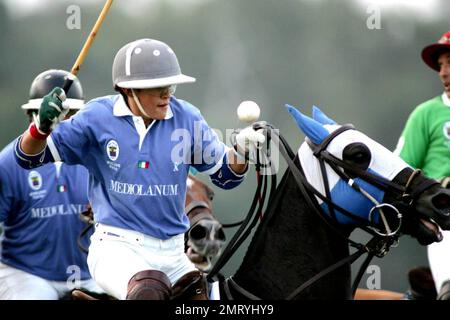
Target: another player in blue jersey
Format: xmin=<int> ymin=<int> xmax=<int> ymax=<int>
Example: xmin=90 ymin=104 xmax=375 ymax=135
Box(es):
xmin=0 ymin=70 xmax=103 ymax=299
xmin=15 ymin=39 xmax=264 ymax=300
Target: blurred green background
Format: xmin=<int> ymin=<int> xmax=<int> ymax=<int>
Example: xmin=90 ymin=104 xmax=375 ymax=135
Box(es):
xmin=1 ymin=0 xmax=449 ymax=294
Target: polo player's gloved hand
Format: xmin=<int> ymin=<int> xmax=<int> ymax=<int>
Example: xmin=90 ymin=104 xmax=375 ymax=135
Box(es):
xmin=35 ymin=87 xmax=68 ymax=135
xmin=232 ymin=126 xmax=266 ymax=163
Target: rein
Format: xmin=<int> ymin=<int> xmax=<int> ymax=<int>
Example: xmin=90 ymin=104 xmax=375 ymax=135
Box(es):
xmin=214 ymin=122 xmax=423 ymax=300
xmin=207 ymin=166 xmax=273 ymax=283
xmin=207 ymin=128 xmax=278 ymax=283
xmin=271 ymin=128 xmax=401 ymax=299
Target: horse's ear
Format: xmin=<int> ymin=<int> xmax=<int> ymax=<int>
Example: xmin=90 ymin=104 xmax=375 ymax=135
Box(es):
xmin=312 ymin=105 xmax=337 ymax=125
xmin=286 ymin=104 xmax=329 ymax=145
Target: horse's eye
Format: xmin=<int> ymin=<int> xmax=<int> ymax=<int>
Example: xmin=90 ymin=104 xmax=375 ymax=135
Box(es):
xmin=342 ymin=143 xmax=371 ymax=170
xmin=207 ymin=190 xmax=215 ymax=201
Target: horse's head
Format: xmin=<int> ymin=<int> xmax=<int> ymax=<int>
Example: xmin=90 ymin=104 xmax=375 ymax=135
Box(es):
xmin=286 ymin=105 xmax=450 ymax=245
xmin=185 ymin=174 xmax=226 ymax=271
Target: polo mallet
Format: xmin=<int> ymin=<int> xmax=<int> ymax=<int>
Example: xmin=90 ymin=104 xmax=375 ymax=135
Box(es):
xmin=63 ymin=0 xmax=114 ymax=92
xmin=32 ymin=1 xmax=113 ymax=138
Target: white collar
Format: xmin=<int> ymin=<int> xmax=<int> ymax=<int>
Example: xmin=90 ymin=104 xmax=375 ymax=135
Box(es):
xmin=113 ymin=94 xmax=174 ymax=119
xmin=442 ymin=92 xmax=450 ymax=107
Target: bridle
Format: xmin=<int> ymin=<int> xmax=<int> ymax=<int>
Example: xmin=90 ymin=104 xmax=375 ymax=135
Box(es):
xmin=209 ymin=121 xmax=437 ymax=300
xmin=298 ymin=124 xmax=436 ymax=236
xmin=184 ymin=183 xmax=219 ymax=265
xmin=185 ymin=200 xmax=215 ymax=244
xmin=185 ymin=200 xmax=215 ymax=228
xmin=302 ymin=124 xmax=405 ymax=237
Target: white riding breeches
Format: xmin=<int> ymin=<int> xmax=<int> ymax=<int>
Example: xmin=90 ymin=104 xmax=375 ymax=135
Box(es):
xmin=210 ymin=281 xmax=220 ymax=300
xmin=87 ymin=223 xmax=197 ymax=300
xmin=428 ymin=229 xmax=450 ymax=292
xmin=0 ymin=262 xmax=103 ymax=300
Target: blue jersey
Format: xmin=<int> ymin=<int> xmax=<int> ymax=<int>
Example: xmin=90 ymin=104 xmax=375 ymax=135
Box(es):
xmin=42 ymin=95 xmax=244 ymax=239
xmin=0 ymin=141 xmax=92 ymax=281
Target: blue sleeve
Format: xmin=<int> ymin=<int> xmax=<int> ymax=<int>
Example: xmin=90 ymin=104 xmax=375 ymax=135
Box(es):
xmin=209 ymin=150 xmax=248 ymax=190
xmin=190 ymin=113 xmax=226 ymax=174
xmin=14 ymin=136 xmax=55 ymax=169
xmin=187 ymin=104 xmax=247 ymax=189
xmin=14 ymin=103 xmax=93 ymax=169
xmin=46 ymin=105 xmax=92 ymax=166
xmin=0 ymin=165 xmax=12 ymax=222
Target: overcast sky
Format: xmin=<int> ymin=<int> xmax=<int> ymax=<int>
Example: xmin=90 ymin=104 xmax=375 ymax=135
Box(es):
xmin=1 ymin=0 xmax=213 ymax=18
xmin=2 ymin=0 xmax=446 ymax=20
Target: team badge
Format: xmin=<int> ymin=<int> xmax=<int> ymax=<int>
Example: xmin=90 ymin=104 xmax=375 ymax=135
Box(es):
xmin=106 ymin=140 xmax=120 ymax=161
xmin=444 ymin=122 xmax=450 ymax=140
xmin=28 ymin=171 xmax=42 ymax=191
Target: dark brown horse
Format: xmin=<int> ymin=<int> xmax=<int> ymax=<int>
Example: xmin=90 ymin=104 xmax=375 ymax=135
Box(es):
xmin=184 ymin=173 xmax=225 ymax=271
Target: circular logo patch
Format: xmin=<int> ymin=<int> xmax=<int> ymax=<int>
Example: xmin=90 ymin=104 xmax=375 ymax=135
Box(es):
xmin=444 ymin=122 xmax=450 ymax=140
xmin=28 ymin=171 xmax=42 ymax=191
xmin=106 ymin=140 xmax=120 ymax=161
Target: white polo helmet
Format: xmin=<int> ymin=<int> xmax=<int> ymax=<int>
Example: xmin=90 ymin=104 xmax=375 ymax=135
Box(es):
xmin=112 ymin=38 xmax=196 ymax=89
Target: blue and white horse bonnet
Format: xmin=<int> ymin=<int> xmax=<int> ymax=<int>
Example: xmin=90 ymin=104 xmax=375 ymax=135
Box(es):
xmin=286 ymin=105 xmax=410 ymax=226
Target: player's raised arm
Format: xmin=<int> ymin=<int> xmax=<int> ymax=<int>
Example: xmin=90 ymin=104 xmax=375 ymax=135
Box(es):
xmin=17 ymin=87 xmax=67 ymax=164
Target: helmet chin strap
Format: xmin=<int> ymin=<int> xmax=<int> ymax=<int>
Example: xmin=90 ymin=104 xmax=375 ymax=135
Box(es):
xmin=131 ymin=89 xmax=151 ymax=119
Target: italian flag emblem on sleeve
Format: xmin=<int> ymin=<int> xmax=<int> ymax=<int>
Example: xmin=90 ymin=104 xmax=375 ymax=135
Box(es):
xmin=57 ymin=185 xmax=67 ymax=193
xmin=138 ymin=161 xmax=150 ymax=169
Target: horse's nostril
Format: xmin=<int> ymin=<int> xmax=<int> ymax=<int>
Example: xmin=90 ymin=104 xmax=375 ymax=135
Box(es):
xmin=432 ymin=193 xmax=450 ymax=210
xmin=189 ymin=225 xmax=207 ymax=240
xmin=217 ymin=228 xmax=226 ymax=241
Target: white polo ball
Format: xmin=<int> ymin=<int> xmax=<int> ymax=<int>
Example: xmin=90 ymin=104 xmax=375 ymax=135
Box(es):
xmin=237 ymin=100 xmax=260 ymax=123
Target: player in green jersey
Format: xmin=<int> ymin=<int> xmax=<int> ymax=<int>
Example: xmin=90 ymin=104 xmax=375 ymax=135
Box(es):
xmin=395 ymin=30 xmax=450 ymax=300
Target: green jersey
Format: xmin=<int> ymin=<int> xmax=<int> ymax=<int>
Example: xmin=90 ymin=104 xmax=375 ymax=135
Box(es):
xmin=395 ymin=93 xmax=450 ymax=180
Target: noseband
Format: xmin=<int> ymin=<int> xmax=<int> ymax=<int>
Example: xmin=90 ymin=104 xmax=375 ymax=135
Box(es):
xmin=185 ymin=200 xmax=215 ymax=227
xmin=304 ymin=124 xmax=404 ymax=237
xmin=185 ymin=178 xmax=216 ymax=226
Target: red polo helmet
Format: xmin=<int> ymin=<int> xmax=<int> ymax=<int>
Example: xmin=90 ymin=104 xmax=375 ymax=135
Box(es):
xmin=421 ymin=30 xmax=450 ymax=72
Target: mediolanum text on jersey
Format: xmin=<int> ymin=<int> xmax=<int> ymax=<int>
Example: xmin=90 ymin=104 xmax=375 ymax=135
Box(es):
xmin=109 ymin=180 xmax=179 ymax=196
xmin=30 ymin=204 xmax=87 ymax=219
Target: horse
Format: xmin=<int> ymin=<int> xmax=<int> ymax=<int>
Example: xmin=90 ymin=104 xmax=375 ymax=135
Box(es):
xmin=184 ymin=173 xmax=226 ymax=271
xmin=211 ymin=105 xmax=450 ymax=300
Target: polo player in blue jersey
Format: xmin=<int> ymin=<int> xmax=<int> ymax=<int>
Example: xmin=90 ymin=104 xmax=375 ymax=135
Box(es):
xmin=0 ymin=70 xmax=103 ymax=299
xmin=15 ymin=39 xmax=264 ymax=300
